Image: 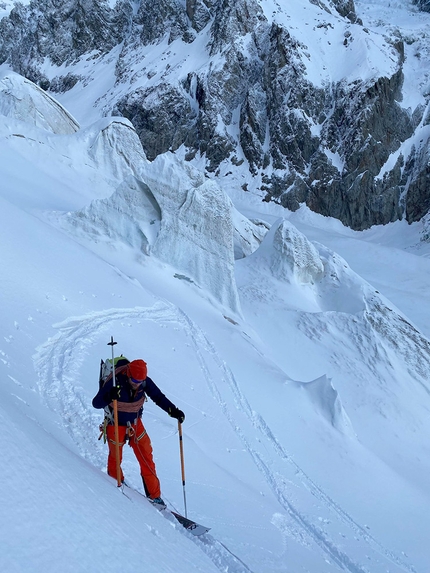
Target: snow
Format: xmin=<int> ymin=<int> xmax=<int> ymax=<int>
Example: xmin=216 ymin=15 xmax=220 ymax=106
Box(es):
xmin=1 ymin=3 xmax=430 ymax=573
xmin=0 ymin=0 xmax=23 ymax=19
xmin=259 ymin=0 xmax=399 ymax=85
xmin=355 ymin=0 xmax=430 ymax=110
xmin=0 ymin=71 xmax=79 ymax=134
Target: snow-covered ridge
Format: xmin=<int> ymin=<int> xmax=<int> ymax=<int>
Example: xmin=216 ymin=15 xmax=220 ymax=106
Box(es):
xmin=0 ymin=71 xmax=79 ymax=134
xmin=53 ymin=153 xmax=244 ymax=314
xmin=6 ymin=73 xmax=244 ymax=314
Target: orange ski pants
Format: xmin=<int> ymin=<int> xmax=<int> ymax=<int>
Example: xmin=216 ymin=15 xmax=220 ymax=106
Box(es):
xmin=106 ymin=418 xmax=161 ymax=499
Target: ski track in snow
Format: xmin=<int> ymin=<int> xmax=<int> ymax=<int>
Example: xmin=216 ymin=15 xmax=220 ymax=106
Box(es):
xmin=176 ymin=311 xmax=416 ymax=573
xmin=33 ymin=302 xmax=255 ymax=573
xmin=33 ymin=302 xmax=416 ymax=573
xmin=122 ymin=483 xmax=255 ymax=573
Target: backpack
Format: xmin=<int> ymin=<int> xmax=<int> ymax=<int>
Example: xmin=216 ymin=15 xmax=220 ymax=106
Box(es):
xmin=98 ymin=355 xmax=130 ymax=442
xmin=99 ymin=355 xmax=130 ymax=389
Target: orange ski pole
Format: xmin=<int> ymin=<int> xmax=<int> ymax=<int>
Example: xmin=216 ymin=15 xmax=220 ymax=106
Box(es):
xmin=108 ymin=336 xmax=122 ymax=487
xmin=113 ymin=399 xmax=121 ymax=487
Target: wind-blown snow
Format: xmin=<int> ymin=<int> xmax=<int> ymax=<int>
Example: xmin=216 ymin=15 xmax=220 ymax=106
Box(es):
xmin=295 ymin=374 xmax=356 ymax=437
xmin=1 ymin=15 xmax=430 ymax=573
xmin=139 ymin=154 xmax=242 ymax=314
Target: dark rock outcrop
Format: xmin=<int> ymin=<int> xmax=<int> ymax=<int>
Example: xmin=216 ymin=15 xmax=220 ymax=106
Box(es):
xmin=1 ymin=0 xmax=429 ymax=230
xmin=413 ymin=0 xmax=430 ymax=12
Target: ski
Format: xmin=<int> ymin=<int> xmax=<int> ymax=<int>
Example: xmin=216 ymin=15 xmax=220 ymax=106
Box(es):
xmin=169 ymin=510 xmax=210 ymax=536
xmin=149 ymin=499 xmax=210 ymax=536
xmin=122 ymin=483 xmax=210 ymax=536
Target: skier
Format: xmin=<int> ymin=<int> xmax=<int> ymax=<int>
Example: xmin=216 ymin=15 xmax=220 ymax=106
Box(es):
xmin=92 ymin=358 xmax=185 ymax=506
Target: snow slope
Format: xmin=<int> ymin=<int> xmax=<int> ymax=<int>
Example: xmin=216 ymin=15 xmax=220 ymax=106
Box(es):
xmin=1 ymin=65 xmax=430 ymax=573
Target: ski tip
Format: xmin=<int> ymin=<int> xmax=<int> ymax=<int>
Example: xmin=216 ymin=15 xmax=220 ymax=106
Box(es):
xmin=170 ymin=511 xmax=210 ymax=536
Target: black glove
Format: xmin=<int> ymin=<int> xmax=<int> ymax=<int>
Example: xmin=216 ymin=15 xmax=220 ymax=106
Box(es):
xmin=169 ymin=407 xmax=185 ymax=423
xmin=104 ymin=385 xmax=121 ymax=402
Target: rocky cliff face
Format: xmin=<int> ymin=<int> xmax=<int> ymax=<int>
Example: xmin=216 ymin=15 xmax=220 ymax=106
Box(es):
xmin=413 ymin=0 xmax=430 ymax=12
xmin=1 ymin=0 xmax=430 ymax=230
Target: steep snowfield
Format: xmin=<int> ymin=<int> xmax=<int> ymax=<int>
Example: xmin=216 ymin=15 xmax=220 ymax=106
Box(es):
xmin=1 ymin=68 xmax=430 ymax=573
xmin=259 ymin=0 xmax=399 ymax=85
xmin=356 ymin=0 xmax=430 ymax=109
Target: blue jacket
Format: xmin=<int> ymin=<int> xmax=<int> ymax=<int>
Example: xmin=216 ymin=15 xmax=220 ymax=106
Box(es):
xmin=92 ymin=369 xmax=176 ymax=426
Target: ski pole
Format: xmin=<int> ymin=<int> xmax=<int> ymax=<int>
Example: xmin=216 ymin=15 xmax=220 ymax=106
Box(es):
xmin=97 ymin=359 xmax=105 ymax=440
xmin=108 ymin=336 xmax=122 ymax=487
xmin=178 ymin=420 xmax=188 ymax=518
xmin=98 ymin=359 xmax=103 ymax=387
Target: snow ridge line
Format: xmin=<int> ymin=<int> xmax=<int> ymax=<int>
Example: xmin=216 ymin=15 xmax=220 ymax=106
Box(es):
xmin=32 ymin=303 xmax=255 ymax=573
xmin=174 ymin=309 xmax=417 ymax=573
